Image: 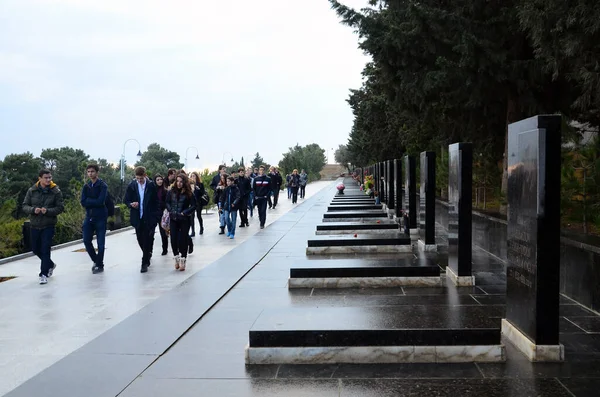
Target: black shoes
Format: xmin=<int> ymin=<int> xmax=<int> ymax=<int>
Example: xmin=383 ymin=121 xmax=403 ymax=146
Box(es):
xmin=239 ymin=223 xmax=245 ymax=228
xmin=190 ymin=232 xmax=195 ymax=237
xmin=140 ymin=264 xmax=149 ymax=273
xmin=260 ymin=224 xmax=265 ymax=229
xmin=161 ymin=250 xmax=168 ymax=256
xmin=245 ymin=222 xmax=250 ymax=227
xmin=92 ymin=265 xmax=104 ymax=274
xmin=219 ymin=227 xmax=225 ymax=235
xmin=200 ymin=227 xmax=204 ymax=235
xmin=188 ymin=243 xmax=194 ymax=254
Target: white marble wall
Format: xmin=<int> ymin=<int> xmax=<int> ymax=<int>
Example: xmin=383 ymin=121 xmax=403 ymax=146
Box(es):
xmin=445 ymin=265 xmax=475 ymax=286
xmin=245 ymin=344 xmax=505 ymax=364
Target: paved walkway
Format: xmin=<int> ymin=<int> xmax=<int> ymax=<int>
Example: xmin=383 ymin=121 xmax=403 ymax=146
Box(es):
xmin=0 ymin=181 xmax=331 ymax=397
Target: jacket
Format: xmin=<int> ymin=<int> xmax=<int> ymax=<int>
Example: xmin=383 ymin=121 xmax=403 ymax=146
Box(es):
xmin=210 ymin=173 xmax=222 ymax=190
xmin=219 ymin=184 xmax=241 ymax=212
xmin=269 ymin=172 xmax=283 ymax=189
xmin=80 ymin=179 xmax=108 ymax=221
xmin=299 ymin=173 xmax=308 ymax=186
xmin=124 ymin=179 xmax=160 ymax=228
xmin=22 ymin=181 xmax=65 ymax=229
xmin=253 ymin=174 xmax=271 ymax=198
xmin=236 ymin=176 xmax=251 ymax=198
xmin=214 ymin=184 xmax=226 ymax=208
xmin=157 ymin=186 xmax=168 ymax=212
xmin=289 ymin=174 xmax=300 ymax=188
xmin=166 ymin=189 xmax=196 ymax=220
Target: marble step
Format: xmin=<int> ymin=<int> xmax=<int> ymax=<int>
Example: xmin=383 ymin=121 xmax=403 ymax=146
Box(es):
xmin=315 ymin=222 xmax=400 ymax=235
xmin=289 ymin=258 xmax=441 ymax=288
xmin=323 ymin=211 xmax=388 ymax=220
xmin=245 ymin=306 xmax=504 ymax=364
xmin=306 ymin=233 xmax=412 ymax=255
xmin=327 ymin=205 xmax=383 ymax=211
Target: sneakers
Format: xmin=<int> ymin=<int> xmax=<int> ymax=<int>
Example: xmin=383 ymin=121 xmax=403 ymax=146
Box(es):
xmin=48 ymin=263 xmax=56 ymax=277
xmin=179 ymin=257 xmax=186 ymax=271
xmin=174 ymin=255 xmax=180 ymax=270
xmin=92 ymin=265 xmax=104 ymax=274
xmin=229 ymin=234 xmax=234 ymax=239
xmin=39 ymin=275 xmax=48 ymax=284
xmin=226 ymin=232 xmax=231 ymax=237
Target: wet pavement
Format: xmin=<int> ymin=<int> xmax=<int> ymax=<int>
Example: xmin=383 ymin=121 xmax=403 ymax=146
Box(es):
xmin=3 ymin=180 xmax=600 ymax=396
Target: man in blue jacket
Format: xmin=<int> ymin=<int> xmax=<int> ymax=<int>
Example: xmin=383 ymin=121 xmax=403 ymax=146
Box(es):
xmin=81 ymin=164 xmax=109 ymax=274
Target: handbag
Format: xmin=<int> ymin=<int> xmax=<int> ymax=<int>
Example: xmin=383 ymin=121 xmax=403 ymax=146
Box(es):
xmin=161 ymin=209 xmax=170 ymax=231
xmin=200 ymin=192 xmax=209 ymax=206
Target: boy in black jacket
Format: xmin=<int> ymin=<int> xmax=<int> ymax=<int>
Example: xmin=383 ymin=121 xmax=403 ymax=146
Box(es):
xmin=219 ymin=176 xmax=241 ymax=239
xmin=235 ymin=166 xmax=251 ymax=227
xmin=252 ymin=165 xmax=271 ymax=229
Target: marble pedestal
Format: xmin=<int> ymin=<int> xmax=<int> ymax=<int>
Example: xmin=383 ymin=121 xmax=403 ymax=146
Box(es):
xmin=245 ymin=344 xmax=505 ymax=364
xmin=288 ymin=276 xmax=442 ymax=289
xmin=306 ymin=245 xmax=413 ymax=255
xmin=501 ymin=319 xmax=564 ymax=362
xmin=446 ymin=265 xmax=475 ymax=286
xmin=418 ymin=239 xmax=439 ymax=252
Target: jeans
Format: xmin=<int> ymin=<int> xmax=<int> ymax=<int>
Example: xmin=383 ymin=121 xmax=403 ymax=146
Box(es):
xmin=224 ymin=210 xmax=237 ymax=235
xmin=159 ymin=224 xmax=169 ymax=254
xmin=300 ymin=185 xmax=306 ymax=198
xmin=255 ymin=197 xmax=268 ymax=226
xmin=287 ymin=186 xmax=291 ymax=198
xmin=291 ymin=186 xmax=299 ymax=203
xmin=31 ymin=226 xmax=55 ymax=277
xmin=219 ymin=207 xmax=226 ymax=227
xmin=238 ymin=197 xmax=248 ymax=225
xmin=135 ymin=218 xmax=156 ymax=265
xmin=82 ymin=218 xmax=106 ymax=266
xmin=170 ymin=217 xmax=190 ymax=257
xmin=248 ymin=192 xmax=254 ymax=217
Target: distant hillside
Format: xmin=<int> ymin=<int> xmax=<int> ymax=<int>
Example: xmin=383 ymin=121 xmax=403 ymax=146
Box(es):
xmin=319 ymin=164 xmax=347 ymax=180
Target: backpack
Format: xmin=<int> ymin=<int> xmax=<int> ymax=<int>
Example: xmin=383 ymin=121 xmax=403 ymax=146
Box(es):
xmin=105 ymin=193 xmax=115 ymax=217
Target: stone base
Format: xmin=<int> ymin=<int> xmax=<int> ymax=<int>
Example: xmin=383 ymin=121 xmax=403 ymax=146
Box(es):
xmin=288 ymin=276 xmax=442 ymax=289
xmin=418 ymin=239 xmax=438 ymax=252
xmin=501 ymin=319 xmax=564 ymax=362
xmin=446 ymin=265 xmax=475 ymax=286
xmin=316 ymin=229 xmax=397 ymax=235
xmin=387 ymin=209 xmax=396 ymax=219
xmin=410 ymin=228 xmax=419 ymax=235
xmin=306 ymin=245 xmax=413 ymax=255
xmin=245 ymin=344 xmax=505 ymax=364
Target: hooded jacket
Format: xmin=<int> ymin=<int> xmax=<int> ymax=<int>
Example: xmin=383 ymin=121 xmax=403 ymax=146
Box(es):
xmin=22 ymin=181 xmax=65 ymax=229
xmin=219 ymin=184 xmax=241 ymax=212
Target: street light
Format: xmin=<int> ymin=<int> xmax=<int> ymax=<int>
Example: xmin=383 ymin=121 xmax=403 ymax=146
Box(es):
xmin=222 ymin=151 xmax=234 ymax=166
xmin=120 ymin=139 xmax=142 ymax=181
xmin=185 ymin=146 xmax=200 ymax=171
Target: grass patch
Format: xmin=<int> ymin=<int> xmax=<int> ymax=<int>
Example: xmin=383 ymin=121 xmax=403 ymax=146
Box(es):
xmin=0 ymin=276 xmax=16 ymax=283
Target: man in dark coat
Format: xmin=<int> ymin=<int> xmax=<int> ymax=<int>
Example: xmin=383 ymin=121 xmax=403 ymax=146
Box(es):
xmin=125 ymin=166 xmax=160 ymax=273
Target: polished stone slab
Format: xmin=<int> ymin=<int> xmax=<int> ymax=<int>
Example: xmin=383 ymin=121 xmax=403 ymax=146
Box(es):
xmin=307 ymin=234 xmax=411 ymax=247
xmin=327 ymin=205 xmax=383 ymax=211
xmin=248 ymin=306 xmax=501 ymax=348
xmin=290 ymin=260 xmax=439 ymax=279
xmin=289 ymin=276 xmax=443 ymax=288
xmin=316 ymin=222 xmax=399 ymax=231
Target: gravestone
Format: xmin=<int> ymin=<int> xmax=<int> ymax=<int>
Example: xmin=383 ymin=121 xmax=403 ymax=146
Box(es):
xmin=447 ymin=143 xmax=473 ymax=286
xmin=419 ymin=151 xmax=436 ymax=251
xmin=379 ymin=162 xmax=386 ymax=204
xmin=404 ymin=156 xmax=417 ymax=234
xmin=394 ymin=159 xmax=402 ymax=222
xmin=387 ymin=160 xmax=395 ymax=211
xmin=501 ymin=115 xmax=563 ymax=362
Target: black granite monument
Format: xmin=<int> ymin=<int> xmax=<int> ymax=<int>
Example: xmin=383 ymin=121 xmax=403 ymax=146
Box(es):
xmin=447 ymin=143 xmax=473 ymax=285
xmin=404 ymin=156 xmax=417 ymax=230
xmin=502 ymin=115 xmax=563 ymax=361
xmin=387 ymin=160 xmax=395 ymax=210
xmin=394 ymin=159 xmax=402 ymax=220
xmin=419 ymin=151 xmax=436 ymax=246
xmin=379 ymin=162 xmax=386 ymax=204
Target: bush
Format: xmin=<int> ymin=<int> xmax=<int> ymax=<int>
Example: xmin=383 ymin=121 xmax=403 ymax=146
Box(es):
xmin=54 ymin=197 xmax=85 ymax=245
xmin=0 ymin=219 xmax=25 ymax=258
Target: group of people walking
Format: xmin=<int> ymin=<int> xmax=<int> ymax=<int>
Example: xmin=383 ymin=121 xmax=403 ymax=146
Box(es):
xmin=23 ymin=163 xmax=309 ymax=284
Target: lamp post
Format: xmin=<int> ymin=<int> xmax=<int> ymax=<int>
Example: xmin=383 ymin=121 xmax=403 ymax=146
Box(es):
xmin=120 ymin=139 xmax=142 ymax=181
xmin=185 ymin=146 xmax=200 ymax=171
xmin=221 ymin=151 xmax=234 ymax=166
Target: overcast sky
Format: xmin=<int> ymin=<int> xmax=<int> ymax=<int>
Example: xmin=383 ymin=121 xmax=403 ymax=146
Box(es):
xmin=0 ymin=0 xmax=370 ymax=171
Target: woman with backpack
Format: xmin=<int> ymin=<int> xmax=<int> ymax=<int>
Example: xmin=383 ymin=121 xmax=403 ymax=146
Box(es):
xmin=166 ymin=173 xmax=196 ymax=271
